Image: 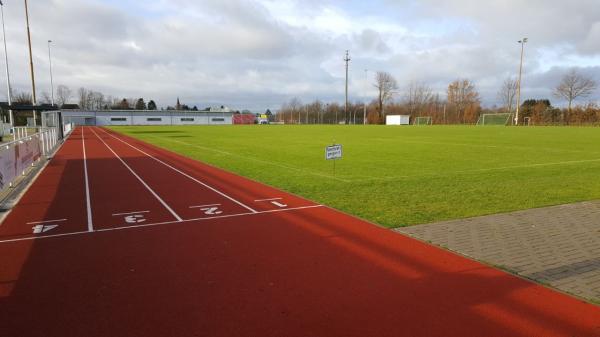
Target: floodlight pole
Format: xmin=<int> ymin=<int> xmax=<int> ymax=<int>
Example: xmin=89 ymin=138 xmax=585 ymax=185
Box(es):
xmin=0 ymin=0 xmax=13 ymax=126
xmin=515 ymin=37 xmax=527 ymax=126
xmin=47 ymin=40 xmax=54 ymax=106
xmin=24 ymin=0 xmax=37 ymax=125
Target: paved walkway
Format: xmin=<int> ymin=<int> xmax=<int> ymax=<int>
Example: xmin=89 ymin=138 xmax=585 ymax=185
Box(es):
xmin=396 ymin=201 xmax=600 ymax=303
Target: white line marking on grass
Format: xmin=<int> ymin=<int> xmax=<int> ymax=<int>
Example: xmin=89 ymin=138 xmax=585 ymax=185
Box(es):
xmin=27 ymin=219 xmax=67 ymax=225
xmin=82 ymin=127 xmax=94 ymax=232
xmin=358 ymin=157 xmax=600 ymax=182
xmin=0 ymin=205 xmax=324 ymax=244
xmin=145 ymin=135 xmax=352 ymax=182
xmin=98 ymin=127 xmax=259 ymax=214
xmin=189 ymin=204 xmax=221 ymax=209
xmin=112 ymin=210 xmax=150 ymax=216
xmin=89 ymin=127 xmax=183 ymax=222
xmin=254 ymin=197 xmax=282 ymax=202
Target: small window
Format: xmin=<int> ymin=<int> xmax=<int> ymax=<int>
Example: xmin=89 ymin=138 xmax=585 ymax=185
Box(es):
xmin=212 ymin=118 xmax=225 ymax=122
xmin=181 ymin=118 xmax=194 ymax=122
xmin=111 ymin=117 xmax=127 ymax=121
xmin=147 ymin=118 xmax=162 ymax=122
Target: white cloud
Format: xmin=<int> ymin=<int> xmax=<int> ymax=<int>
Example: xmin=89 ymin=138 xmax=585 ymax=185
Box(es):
xmin=0 ymin=0 xmax=598 ymax=110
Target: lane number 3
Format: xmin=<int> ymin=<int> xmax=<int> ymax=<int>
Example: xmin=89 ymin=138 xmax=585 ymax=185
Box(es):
xmin=125 ymin=214 xmax=146 ymax=224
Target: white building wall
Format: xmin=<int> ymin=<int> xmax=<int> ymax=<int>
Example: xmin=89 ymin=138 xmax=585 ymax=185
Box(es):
xmin=60 ymin=110 xmax=233 ymax=126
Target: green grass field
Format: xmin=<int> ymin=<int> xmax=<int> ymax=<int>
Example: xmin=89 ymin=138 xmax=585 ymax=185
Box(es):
xmin=113 ymin=125 xmax=600 ymax=228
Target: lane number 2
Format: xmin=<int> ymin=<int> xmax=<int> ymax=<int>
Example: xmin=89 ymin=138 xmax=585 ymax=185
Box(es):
xmin=200 ymin=207 xmax=223 ymax=215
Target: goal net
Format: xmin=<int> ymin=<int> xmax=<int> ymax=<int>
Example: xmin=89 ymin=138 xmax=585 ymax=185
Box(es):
xmin=476 ymin=113 xmax=513 ymax=126
xmin=414 ymin=116 xmax=432 ymax=125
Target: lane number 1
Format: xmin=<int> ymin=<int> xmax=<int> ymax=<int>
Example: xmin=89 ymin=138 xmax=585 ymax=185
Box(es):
xmin=271 ymin=201 xmax=287 ymax=208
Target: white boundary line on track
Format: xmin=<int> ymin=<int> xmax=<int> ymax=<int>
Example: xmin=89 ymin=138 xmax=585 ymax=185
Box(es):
xmin=189 ymin=204 xmax=221 ymax=209
xmin=98 ymin=127 xmax=259 ymax=214
xmin=26 ymin=219 xmax=67 ymax=225
xmin=112 ymin=210 xmax=150 ymax=216
xmin=0 ymin=205 xmax=324 ymax=244
xmin=89 ymin=127 xmax=183 ymax=222
xmin=82 ymin=127 xmax=94 ymax=232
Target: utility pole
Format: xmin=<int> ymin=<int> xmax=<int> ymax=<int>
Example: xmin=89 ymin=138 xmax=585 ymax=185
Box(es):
xmin=515 ymin=38 xmax=528 ymax=126
xmin=344 ymin=50 xmax=350 ymax=125
xmin=363 ymin=69 xmax=368 ymax=125
xmin=0 ymin=0 xmax=13 ymax=126
xmin=24 ymin=0 xmax=37 ymax=125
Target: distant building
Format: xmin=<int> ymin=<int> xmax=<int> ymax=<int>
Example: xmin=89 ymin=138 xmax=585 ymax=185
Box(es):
xmin=209 ymin=105 xmax=233 ymax=113
xmin=61 ymin=104 xmax=80 ymax=110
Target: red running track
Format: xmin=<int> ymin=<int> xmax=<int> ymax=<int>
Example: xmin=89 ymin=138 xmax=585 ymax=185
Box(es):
xmin=0 ymin=126 xmax=598 ymax=337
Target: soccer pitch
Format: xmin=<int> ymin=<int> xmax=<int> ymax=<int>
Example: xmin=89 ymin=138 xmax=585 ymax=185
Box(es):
xmin=114 ymin=125 xmax=600 ymax=228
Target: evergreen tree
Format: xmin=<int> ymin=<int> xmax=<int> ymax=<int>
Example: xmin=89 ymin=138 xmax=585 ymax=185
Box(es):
xmin=135 ymin=98 xmax=147 ymax=110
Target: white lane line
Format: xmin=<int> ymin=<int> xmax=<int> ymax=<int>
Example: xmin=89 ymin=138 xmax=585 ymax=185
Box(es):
xmin=112 ymin=210 xmax=150 ymax=216
xmin=0 ymin=205 xmax=324 ymax=244
xmin=254 ymin=197 xmax=282 ymax=202
xmin=97 ymin=205 xmax=323 ymax=232
xmin=82 ymin=127 xmax=94 ymax=232
xmin=0 ymin=231 xmax=91 ymax=244
xmin=189 ymin=204 xmax=221 ymax=209
xmin=98 ymin=127 xmax=259 ymax=214
xmin=89 ymin=127 xmax=183 ymax=222
xmin=26 ymin=219 xmax=67 ymax=225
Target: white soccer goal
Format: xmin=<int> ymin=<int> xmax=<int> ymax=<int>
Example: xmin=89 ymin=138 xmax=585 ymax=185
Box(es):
xmin=476 ymin=113 xmax=514 ymax=126
xmin=414 ymin=116 xmax=432 ymax=125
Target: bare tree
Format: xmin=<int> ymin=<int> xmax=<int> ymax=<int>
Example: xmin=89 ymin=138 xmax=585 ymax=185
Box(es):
xmin=90 ymin=91 xmax=105 ymax=110
xmin=374 ymin=71 xmax=398 ymax=120
xmin=40 ymin=91 xmax=52 ymax=105
xmin=78 ymin=87 xmax=90 ymax=110
xmin=56 ymin=85 xmax=72 ymax=107
xmin=447 ymin=79 xmax=480 ymax=123
xmin=497 ymin=78 xmax=518 ymax=113
xmin=403 ymin=81 xmax=432 ymax=116
xmin=13 ymin=91 xmax=32 ymax=105
xmin=285 ymin=97 xmax=302 ymax=124
xmin=554 ymin=69 xmax=597 ymax=117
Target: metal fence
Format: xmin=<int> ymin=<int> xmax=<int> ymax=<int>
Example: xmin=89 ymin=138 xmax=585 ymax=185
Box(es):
xmin=0 ymin=123 xmax=74 ymax=191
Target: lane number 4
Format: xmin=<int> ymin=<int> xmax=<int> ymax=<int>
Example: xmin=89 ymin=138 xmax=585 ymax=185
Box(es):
xmin=32 ymin=224 xmax=58 ymax=234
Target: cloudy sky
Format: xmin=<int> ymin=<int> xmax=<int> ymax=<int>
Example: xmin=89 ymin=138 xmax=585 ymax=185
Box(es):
xmin=1 ymin=0 xmax=599 ymax=110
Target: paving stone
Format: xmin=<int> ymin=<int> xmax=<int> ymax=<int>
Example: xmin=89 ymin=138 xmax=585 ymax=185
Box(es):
xmin=396 ymin=200 xmax=600 ymax=304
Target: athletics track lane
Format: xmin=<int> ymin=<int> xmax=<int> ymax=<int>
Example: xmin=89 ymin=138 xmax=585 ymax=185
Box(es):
xmin=98 ymin=127 xmax=318 ymax=213
xmin=83 ymin=126 xmax=178 ymax=229
xmin=0 ymin=126 xmax=598 ymax=337
xmin=0 ymin=127 xmax=88 ymax=239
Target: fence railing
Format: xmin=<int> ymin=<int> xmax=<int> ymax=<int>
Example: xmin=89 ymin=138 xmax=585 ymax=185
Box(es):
xmin=0 ymin=124 xmax=74 ymax=191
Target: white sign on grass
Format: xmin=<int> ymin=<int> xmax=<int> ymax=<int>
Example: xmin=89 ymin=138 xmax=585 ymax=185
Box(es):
xmin=325 ymin=144 xmax=342 ymax=160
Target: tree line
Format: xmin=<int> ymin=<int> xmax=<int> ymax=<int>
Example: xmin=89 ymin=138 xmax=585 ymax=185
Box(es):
xmin=8 ymin=85 xmax=162 ymax=111
xmin=278 ymin=69 xmax=599 ymax=125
